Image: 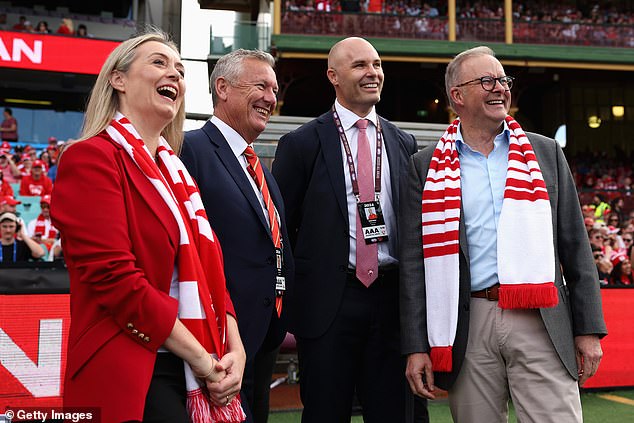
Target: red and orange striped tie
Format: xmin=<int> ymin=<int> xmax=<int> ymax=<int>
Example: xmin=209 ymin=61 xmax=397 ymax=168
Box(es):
xmin=244 ymin=145 xmax=283 ymax=317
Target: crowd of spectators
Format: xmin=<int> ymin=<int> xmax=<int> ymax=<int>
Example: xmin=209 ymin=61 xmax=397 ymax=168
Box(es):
xmin=0 ymin=137 xmax=65 ymax=264
xmin=285 ymin=0 xmax=633 ymax=22
xmin=586 ymin=205 xmax=634 ymax=287
xmin=566 ymin=148 xmax=633 ymax=287
xmin=571 ymin=149 xmax=634 ymax=196
xmin=1 ymin=13 xmax=92 ymax=37
xmin=282 ymin=0 xmax=634 ymax=47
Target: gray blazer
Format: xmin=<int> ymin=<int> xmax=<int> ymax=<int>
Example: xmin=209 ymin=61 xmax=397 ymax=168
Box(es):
xmin=399 ymin=131 xmax=607 ymax=390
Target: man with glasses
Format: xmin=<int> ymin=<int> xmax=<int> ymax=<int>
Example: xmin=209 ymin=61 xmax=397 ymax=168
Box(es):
xmin=400 ymin=46 xmax=607 ymax=422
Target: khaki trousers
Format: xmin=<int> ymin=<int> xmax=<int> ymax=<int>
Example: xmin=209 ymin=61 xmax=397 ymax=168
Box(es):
xmin=448 ymin=298 xmax=582 ymax=423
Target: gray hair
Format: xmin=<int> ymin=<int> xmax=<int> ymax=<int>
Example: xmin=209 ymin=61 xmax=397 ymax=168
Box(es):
xmin=210 ymin=49 xmax=275 ymax=106
xmin=445 ymin=46 xmax=495 ymax=109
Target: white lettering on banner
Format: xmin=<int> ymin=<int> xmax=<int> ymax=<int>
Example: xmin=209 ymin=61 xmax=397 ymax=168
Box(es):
xmin=0 ymin=319 xmax=62 ymax=397
xmin=0 ymin=37 xmax=43 ymax=63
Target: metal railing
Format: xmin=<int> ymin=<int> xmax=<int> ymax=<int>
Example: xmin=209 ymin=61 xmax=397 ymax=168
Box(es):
xmin=280 ymin=11 xmax=634 ymax=48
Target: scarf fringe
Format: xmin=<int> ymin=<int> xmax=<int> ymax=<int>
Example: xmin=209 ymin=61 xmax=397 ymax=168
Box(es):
xmin=498 ymin=282 xmax=559 ymax=309
xmin=187 ymin=390 xmax=212 ymax=423
xmin=430 ymin=346 xmax=453 ymax=372
xmin=186 ymin=390 xmax=246 ymax=423
xmin=209 ymin=400 xmax=247 ymax=423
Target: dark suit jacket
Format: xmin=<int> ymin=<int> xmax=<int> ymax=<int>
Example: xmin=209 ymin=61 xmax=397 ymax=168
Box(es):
xmin=272 ymin=111 xmax=417 ymax=339
xmin=181 ymin=121 xmax=294 ymax=359
xmin=399 ymin=131 xmax=608 ymax=390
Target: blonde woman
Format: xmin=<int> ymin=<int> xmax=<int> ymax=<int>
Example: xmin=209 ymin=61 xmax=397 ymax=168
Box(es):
xmin=51 ymin=29 xmax=246 ymax=422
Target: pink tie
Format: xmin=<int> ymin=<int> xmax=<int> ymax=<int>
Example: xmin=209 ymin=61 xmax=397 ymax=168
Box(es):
xmin=355 ymin=119 xmax=378 ymax=287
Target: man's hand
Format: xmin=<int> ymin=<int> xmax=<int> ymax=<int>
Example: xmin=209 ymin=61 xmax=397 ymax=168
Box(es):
xmin=406 ymin=352 xmax=436 ymax=399
xmin=575 ymin=335 xmax=602 ymax=387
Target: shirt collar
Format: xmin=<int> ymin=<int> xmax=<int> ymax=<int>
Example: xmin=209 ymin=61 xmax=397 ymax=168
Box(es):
xmin=211 ymin=115 xmax=250 ymax=159
xmin=455 ymin=120 xmax=510 ymax=155
xmin=334 ymin=99 xmax=378 ymax=131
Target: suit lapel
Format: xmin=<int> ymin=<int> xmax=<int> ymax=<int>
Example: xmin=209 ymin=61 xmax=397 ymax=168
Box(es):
xmin=380 ymin=117 xmax=401 ymax=212
xmin=118 ymin=150 xmax=179 ymax=249
xmin=202 ymin=121 xmax=270 ymax=232
xmin=317 ymin=112 xmax=349 ymax=223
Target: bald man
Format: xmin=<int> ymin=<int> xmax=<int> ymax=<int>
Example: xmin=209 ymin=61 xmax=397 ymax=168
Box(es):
xmin=273 ymin=37 xmax=428 ymax=422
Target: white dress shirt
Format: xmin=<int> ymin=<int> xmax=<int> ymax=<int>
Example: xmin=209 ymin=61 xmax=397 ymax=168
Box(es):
xmin=211 ymin=115 xmax=270 ymax=227
xmin=334 ymin=100 xmax=398 ymax=269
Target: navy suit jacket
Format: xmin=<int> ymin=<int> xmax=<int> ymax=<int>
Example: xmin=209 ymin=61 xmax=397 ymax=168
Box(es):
xmin=272 ymin=111 xmax=417 ymax=339
xmin=181 ymin=121 xmax=294 ymax=359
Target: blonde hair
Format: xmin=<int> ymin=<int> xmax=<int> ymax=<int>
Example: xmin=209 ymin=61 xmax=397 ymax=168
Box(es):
xmin=79 ymin=28 xmax=185 ymax=153
xmin=62 ymin=18 xmax=74 ymax=33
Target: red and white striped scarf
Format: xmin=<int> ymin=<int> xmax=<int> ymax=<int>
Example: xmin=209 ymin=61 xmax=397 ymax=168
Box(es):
xmin=421 ymin=116 xmax=557 ymax=372
xmin=34 ymin=215 xmax=58 ymax=239
xmin=106 ymin=113 xmax=245 ymax=423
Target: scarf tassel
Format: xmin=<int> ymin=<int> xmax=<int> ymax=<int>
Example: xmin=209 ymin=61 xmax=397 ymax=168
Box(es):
xmin=209 ymin=398 xmax=247 ymax=423
xmin=187 ymin=389 xmax=246 ymax=423
xmin=430 ymin=346 xmax=453 ymax=373
xmin=498 ymin=283 xmax=559 ymax=309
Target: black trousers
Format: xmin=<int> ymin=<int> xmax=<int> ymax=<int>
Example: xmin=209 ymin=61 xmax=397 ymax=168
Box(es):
xmin=297 ymin=270 xmax=429 ymax=423
xmin=142 ymin=353 xmax=189 ymax=423
xmin=240 ymin=310 xmax=284 ymax=423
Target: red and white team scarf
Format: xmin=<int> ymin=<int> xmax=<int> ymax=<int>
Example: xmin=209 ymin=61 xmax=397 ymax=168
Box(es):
xmin=421 ymin=116 xmax=557 ymax=372
xmin=34 ymin=215 xmax=58 ymax=239
xmin=106 ymin=113 xmax=245 ymax=423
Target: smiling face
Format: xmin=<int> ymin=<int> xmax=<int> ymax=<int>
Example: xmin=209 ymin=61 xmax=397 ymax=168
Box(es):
xmin=327 ymin=38 xmax=384 ymax=116
xmin=450 ymin=54 xmax=511 ymax=131
xmin=110 ymin=41 xmax=185 ymax=137
xmin=214 ymin=58 xmax=278 ymax=143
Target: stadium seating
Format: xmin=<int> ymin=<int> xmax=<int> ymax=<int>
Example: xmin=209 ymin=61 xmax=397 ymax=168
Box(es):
xmin=15 ymin=195 xmax=41 ymax=224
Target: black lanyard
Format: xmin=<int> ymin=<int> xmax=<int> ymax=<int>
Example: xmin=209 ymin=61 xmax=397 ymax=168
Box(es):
xmin=332 ymin=106 xmax=384 ymax=202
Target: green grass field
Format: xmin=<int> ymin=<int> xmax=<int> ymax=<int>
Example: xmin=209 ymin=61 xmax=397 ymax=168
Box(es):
xmin=268 ymin=390 xmax=634 ymax=422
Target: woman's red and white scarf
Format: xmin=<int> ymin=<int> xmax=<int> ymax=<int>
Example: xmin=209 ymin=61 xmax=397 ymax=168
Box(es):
xmin=106 ymin=113 xmax=245 ymax=422
xmin=421 ymin=116 xmax=557 ymax=372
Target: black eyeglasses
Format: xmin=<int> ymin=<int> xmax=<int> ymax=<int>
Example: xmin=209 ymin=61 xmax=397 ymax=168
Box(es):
xmin=624 ymin=238 xmax=633 ymax=243
xmin=455 ymin=76 xmax=515 ymax=92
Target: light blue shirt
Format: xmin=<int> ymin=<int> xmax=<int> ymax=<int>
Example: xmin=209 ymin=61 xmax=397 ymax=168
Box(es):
xmin=456 ymin=123 xmax=510 ymax=291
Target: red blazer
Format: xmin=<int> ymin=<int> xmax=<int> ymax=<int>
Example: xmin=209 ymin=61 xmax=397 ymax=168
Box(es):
xmin=51 ymin=133 xmax=233 ymax=421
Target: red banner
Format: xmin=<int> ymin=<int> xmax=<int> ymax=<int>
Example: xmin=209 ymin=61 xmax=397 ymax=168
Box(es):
xmin=0 ymin=288 xmax=631 ymax=413
xmin=0 ymin=31 xmax=119 ymax=75
xmin=0 ymin=294 xmax=70 ymax=410
xmin=583 ymin=288 xmax=634 ymax=389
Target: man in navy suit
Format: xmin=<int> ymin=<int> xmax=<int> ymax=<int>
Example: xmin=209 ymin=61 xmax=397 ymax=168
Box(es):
xmin=181 ymin=49 xmax=294 ymax=423
xmin=272 ymin=37 xmax=428 ymax=423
